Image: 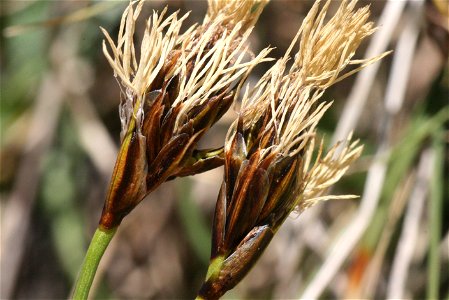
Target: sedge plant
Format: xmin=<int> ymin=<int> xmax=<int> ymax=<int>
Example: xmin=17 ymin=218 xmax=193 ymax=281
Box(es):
xmin=73 ymin=0 xmax=388 ymax=298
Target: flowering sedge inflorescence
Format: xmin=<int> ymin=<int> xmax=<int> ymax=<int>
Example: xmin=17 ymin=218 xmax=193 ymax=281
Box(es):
xmin=92 ymin=0 xmax=388 ymax=297
xmin=99 ymin=0 xmax=270 ymax=229
xmin=197 ymin=0 xmax=388 ymax=298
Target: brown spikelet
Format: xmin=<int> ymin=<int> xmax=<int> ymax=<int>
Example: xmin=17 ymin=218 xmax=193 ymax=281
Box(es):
xmin=99 ymin=0 xmax=271 ymax=229
xmin=198 ymin=0 xmax=387 ymax=298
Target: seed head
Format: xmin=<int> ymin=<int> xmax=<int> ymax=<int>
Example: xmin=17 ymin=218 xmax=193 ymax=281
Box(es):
xmin=99 ymin=0 xmax=271 ymax=229
xmin=198 ymin=0 xmax=386 ymax=298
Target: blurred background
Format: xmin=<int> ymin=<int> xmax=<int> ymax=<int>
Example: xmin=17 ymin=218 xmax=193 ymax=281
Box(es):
xmin=1 ymin=0 xmax=448 ymax=299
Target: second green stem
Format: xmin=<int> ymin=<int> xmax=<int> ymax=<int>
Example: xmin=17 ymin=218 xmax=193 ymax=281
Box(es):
xmin=72 ymin=227 xmax=117 ymax=300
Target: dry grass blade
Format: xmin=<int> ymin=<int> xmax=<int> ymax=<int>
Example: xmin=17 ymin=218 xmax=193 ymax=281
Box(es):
xmin=387 ymin=148 xmax=434 ymax=298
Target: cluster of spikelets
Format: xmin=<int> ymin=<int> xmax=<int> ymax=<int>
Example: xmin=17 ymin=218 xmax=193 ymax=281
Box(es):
xmin=99 ymin=0 xmax=270 ymax=229
xmin=99 ymin=0 xmax=386 ymax=298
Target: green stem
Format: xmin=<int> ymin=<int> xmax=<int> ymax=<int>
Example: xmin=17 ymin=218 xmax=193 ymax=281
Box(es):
xmin=72 ymin=227 xmax=117 ymax=300
xmin=427 ymin=130 xmax=443 ymax=300
xmin=196 ymin=256 xmax=226 ymax=300
xmin=205 ymin=256 xmax=224 ymax=281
